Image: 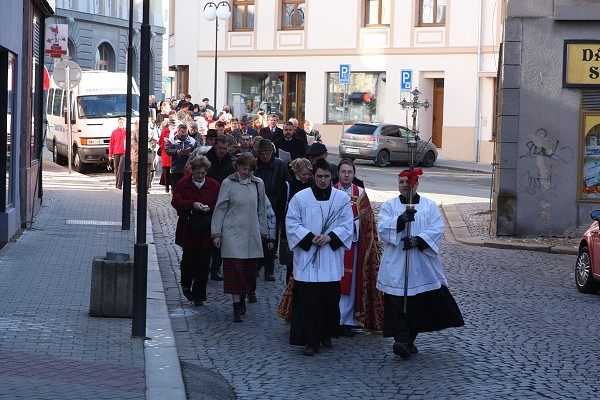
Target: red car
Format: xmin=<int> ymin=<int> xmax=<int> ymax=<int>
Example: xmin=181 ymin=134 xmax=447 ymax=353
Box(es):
xmin=576 ymin=210 xmax=600 ymax=293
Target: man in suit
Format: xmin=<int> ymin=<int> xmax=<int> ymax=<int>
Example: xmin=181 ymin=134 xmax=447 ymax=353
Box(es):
xmin=259 ymin=114 xmax=283 ymax=142
xmin=273 ymin=121 xmax=306 ymax=162
xmin=232 ymin=115 xmax=259 ymax=143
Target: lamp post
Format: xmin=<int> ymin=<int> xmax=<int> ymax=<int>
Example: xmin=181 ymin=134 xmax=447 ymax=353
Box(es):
xmin=203 ymin=1 xmax=231 ymax=110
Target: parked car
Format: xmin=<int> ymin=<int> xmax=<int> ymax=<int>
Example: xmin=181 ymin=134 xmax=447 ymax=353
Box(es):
xmin=576 ymin=210 xmax=600 ymax=293
xmin=338 ymin=123 xmax=438 ymax=167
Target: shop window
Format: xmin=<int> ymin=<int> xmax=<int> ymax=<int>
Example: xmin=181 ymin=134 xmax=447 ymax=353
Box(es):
xmin=419 ymin=0 xmax=446 ymax=26
xmin=365 ymin=0 xmax=391 ymax=26
xmin=233 ymin=0 xmax=255 ymax=30
xmin=1 ymin=51 xmax=16 ymax=211
xmin=228 ymin=73 xmax=285 ymax=120
xmin=282 ymin=0 xmax=304 ymax=30
xmin=581 ymin=113 xmax=600 ymax=199
xmin=326 ymin=71 xmax=386 ymax=124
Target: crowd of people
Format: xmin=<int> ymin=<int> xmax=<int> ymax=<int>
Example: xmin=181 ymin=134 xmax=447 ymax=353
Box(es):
xmin=110 ymin=94 xmax=464 ymax=358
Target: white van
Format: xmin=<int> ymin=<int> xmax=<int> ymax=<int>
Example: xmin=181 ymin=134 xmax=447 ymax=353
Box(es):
xmin=45 ymin=71 xmax=140 ymax=172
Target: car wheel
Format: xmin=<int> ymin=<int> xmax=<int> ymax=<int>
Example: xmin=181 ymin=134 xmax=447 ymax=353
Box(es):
xmin=73 ymin=148 xmax=87 ymax=173
xmin=53 ymin=143 xmax=66 ymax=165
xmin=420 ymin=151 xmax=436 ymax=168
xmin=374 ymin=150 xmax=389 ymax=167
xmin=575 ymin=246 xmax=600 ymax=294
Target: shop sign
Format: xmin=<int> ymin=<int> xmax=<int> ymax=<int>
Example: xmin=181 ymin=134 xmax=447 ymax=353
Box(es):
xmin=564 ymin=40 xmax=600 ymax=88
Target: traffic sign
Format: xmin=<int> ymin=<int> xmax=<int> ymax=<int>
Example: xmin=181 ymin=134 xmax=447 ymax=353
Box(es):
xmin=53 ymin=60 xmax=82 ymax=90
xmin=339 ymin=64 xmax=351 ymax=85
xmin=401 ymin=69 xmax=413 ymax=90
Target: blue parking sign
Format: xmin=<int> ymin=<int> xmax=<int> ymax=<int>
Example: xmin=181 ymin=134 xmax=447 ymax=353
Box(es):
xmin=401 ymin=69 xmax=412 ymax=90
xmin=339 ymin=64 xmax=351 ymax=84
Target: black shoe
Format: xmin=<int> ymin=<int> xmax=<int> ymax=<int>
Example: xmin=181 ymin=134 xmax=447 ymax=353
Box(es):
xmin=239 ymin=297 xmax=247 ymax=315
xmin=320 ymin=338 xmax=332 ymax=348
xmin=165 ymin=186 xmax=170 ymax=193
xmin=247 ymin=292 xmax=257 ymax=303
xmin=409 ymin=343 xmax=418 ymax=354
xmin=393 ymin=341 xmax=411 ymax=358
xmin=264 ymin=274 xmax=275 ymax=281
xmin=302 ymin=346 xmax=316 ymax=356
xmin=211 ymin=272 xmax=223 ymax=281
xmin=194 ymin=299 xmax=204 ymax=306
xmin=340 ymin=325 xmax=355 ymax=337
xmin=233 ymin=303 xmax=243 ymax=322
xmin=182 ymin=288 xmax=193 ymax=301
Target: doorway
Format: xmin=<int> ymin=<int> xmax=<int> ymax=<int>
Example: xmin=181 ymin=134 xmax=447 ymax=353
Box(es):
xmin=432 ymin=78 xmax=444 ymax=148
xmin=284 ymin=72 xmax=305 ymax=124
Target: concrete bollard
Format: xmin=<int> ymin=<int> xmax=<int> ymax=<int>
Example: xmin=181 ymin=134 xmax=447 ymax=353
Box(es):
xmin=90 ymin=252 xmax=133 ymax=318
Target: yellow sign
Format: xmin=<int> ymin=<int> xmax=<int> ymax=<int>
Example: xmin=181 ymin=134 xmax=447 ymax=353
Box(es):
xmin=564 ymin=41 xmax=600 ymax=87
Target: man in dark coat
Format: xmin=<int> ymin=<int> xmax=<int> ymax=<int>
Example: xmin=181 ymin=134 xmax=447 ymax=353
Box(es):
xmin=254 ymin=139 xmax=291 ymax=281
xmin=289 ymin=118 xmax=308 ymax=147
xmin=259 ymin=114 xmax=283 ymax=142
xmin=204 ymin=134 xmax=235 ymax=281
xmin=273 ymin=121 xmax=306 ymax=162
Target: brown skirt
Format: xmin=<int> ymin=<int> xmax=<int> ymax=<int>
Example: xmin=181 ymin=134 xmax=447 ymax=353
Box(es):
xmin=223 ymin=258 xmax=257 ymax=294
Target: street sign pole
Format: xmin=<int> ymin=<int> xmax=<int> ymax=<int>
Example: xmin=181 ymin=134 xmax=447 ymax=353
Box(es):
xmin=66 ymin=66 xmax=72 ymax=174
xmin=339 ymin=64 xmax=351 ymax=136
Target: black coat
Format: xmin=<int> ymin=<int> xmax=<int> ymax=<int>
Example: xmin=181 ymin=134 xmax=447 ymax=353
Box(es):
xmin=273 ymin=136 xmax=306 ymax=161
xmin=205 ymin=146 xmax=235 ymax=184
xmin=254 ymin=156 xmax=291 ymax=219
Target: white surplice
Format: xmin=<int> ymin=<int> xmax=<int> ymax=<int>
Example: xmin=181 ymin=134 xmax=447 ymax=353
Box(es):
xmin=286 ymin=187 xmax=354 ymax=283
xmin=376 ymin=196 xmax=448 ymax=296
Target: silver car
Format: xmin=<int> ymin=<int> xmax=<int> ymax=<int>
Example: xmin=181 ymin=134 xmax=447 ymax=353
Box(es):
xmin=338 ymin=123 xmax=438 ymax=167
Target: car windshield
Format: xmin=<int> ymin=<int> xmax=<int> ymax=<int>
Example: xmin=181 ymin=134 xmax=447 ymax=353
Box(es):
xmin=77 ymin=94 xmax=140 ymax=119
xmin=345 ymin=124 xmax=377 ymax=135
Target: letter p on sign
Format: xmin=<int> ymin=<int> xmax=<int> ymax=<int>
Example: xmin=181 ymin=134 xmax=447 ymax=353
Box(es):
xmin=339 ymin=64 xmax=351 ymax=84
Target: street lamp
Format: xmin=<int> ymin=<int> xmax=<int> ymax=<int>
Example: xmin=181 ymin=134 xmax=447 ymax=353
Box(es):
xmin=203 ymin=1 xmax=231 ymax=110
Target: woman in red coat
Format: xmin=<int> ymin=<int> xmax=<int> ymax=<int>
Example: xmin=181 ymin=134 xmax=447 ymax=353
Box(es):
xmin=171 ymin=155 xmax=221 ymax=306
xmin=159 ymin=117 xmax=177 ymax=192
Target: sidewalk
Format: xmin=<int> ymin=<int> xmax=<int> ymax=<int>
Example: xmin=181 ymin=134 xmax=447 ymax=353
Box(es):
xmin=0 ymin=160 xmax=185 ymax=399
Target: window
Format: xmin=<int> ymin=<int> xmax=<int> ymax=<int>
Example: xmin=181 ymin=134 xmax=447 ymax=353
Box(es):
xmin=326 ymin=72 xmax=386 ymax=124
xmin=282 ymin=0 xmax=304 ymax=30
xmin=419 ymin=0 xmax=446 ymax=26
xmin=0 ymin=52 xmax=16 ymax=210
xmin=233 ymin=0 xmax=255 ymax=30
xmin=95 ymin=43 xmax=114 ymax=71
xmin=365 ymin=0 xmax=391 ymax=26
xmin=228 ymin=73 xmax=285 ymax=120
xmin=52 ymin=89 xmax=64 ymax=116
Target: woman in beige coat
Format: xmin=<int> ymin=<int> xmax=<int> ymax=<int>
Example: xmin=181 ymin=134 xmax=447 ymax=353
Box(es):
xmin=211 ymin=153 xmax=267 ymax=322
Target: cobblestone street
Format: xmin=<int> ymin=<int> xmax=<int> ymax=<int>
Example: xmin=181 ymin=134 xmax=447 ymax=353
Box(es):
xmin=148 ymin=187 xmax=597 ymax=399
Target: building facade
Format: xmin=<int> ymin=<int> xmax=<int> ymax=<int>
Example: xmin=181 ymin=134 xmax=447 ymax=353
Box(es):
xmin=0 ymin=0 xmax=55 ymax=247
xmin=45 ymin=0 xmax=166 ymax=99
xmin=494 ymin=0 xmax=600 ymax=236
xmin=168 ymin=0 xmax=502 ymax=161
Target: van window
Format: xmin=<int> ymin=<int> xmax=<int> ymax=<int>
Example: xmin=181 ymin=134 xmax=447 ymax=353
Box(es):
xmin=345 ymin=124 xmax=377 ymax=135
xmin=52 ymin=89 xmax=63 ymax=116
xmin=77 ymin=94 xmax=140 ymax=119
xmin=46 ymin=89 xmax=54 ymax=115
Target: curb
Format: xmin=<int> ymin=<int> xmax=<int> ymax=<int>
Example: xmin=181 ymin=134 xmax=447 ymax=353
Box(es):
xmin=441 ymin=204 xmax=578 ymax=256
xmin=144 ymin=212 xmax=187 ymax=399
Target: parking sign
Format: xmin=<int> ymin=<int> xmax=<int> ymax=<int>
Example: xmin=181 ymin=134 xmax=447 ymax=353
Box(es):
xmin=401 ymin=69 xmax=413 ymax=90
xmin=339 ymin=64 xmax=351 ymax=84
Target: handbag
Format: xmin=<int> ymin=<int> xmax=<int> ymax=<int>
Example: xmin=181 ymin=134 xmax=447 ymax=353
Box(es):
xmin=278 ymin=237 xmax=294 ymax=266
xmin=157 ymin=147 xmax=162 ymax=156
xmin=184 ymin=209 xmax=212 ymax=234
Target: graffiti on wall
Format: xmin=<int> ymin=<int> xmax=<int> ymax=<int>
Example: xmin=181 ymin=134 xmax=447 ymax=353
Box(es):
xmin=519 ymin=128 xmax=574 ymax=163
xmin=519 ymin=165 xmax=554 ymax=195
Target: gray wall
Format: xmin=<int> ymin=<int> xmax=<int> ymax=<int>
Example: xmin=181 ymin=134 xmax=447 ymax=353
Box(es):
xmin=495 ymin=0 xmax=600 ymax=236
xmin=45 ymin=9 xmax=164 ymax=97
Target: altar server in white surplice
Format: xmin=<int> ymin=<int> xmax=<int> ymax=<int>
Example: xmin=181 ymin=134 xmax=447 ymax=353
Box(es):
xmin=285 ymin=158 xmax=354 ymax=357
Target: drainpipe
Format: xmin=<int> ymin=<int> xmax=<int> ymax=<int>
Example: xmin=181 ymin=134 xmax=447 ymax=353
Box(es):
xmin=474 ymin=0 xmax=483 ymax=162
